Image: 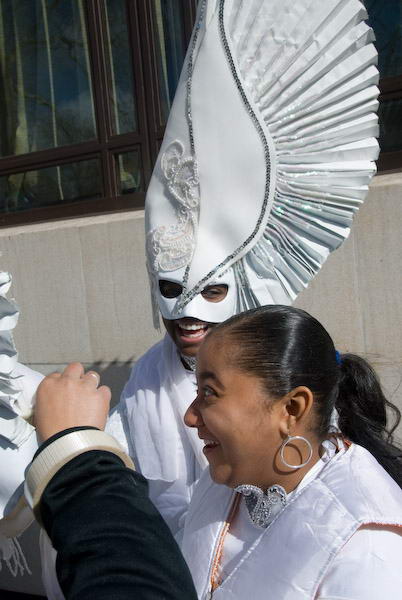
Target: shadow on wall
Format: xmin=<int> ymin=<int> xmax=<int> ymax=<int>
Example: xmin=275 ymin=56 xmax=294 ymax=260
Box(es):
xmin=84 ymin=359 xmax=135 ymax=408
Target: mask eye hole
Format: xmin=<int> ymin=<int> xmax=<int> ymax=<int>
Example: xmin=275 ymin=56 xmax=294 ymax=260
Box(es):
xmin=201 ymin=284 xmax=228 ymax=302
xmin=159 ymin=280 xmax=183 ymax=298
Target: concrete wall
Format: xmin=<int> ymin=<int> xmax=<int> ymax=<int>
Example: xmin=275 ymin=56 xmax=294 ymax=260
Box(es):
xmin=1 ymin=171 xmax=401 ymax=594
xmin=294 ymin=172 xmax=402 ymax=430
xmin=1 ymin=209 xmax=163 ymax=405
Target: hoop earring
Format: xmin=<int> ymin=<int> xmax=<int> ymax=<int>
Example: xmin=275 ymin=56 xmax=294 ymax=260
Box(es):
xmin=279 ymin=435 xmax=313 ymax=470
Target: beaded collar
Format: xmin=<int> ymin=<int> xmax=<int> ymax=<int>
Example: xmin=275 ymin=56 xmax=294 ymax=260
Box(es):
xmin=235 ymin=438 xmax=344 ymax=529
xmin=234 ymin=484 xmax=287 ymax=529
xmin=181 ymin=355 xmax=197 ymax=372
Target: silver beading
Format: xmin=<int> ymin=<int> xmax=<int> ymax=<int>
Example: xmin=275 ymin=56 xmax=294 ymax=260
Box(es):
xmin=235 ymin=483 xmax=287 ymax=528
xmin=147 ymin=0 xmax=206 ymax=281
xmin=177 ymin=0 xmax=275 ymax=312
xmin=147 ymin=141 xmax=200 ymax=273
xmin=181 ymin=354 xmax=197 ymax=372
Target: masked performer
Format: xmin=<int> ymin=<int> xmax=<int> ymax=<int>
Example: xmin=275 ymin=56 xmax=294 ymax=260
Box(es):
xmin=108 ymin=0 xmax=380 ymax=536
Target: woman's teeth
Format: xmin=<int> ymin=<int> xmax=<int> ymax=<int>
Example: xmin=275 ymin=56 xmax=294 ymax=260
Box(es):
xmin=180 ymin=323 xmax=207 ymax=331
xmin=204 ymin=440 xmax=219 ymax=448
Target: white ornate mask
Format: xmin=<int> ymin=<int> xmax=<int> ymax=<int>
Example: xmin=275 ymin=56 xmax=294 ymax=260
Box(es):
xmin=156 ymin=266 xmax=237 ymax=323
xmin=146 ymin=0 xmax=378 ymax=328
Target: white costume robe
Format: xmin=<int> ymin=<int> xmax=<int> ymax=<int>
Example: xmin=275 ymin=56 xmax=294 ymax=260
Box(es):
xmin=181 ymin=444 xmax=402 ymax=599
xmin=0 ymin=364 xmax=66 ymax=600
xmin=0 ymin=363 xmax=43 ymax=577
xmin=107 ymin=334 xmax=207 ymax=535
xmin=0 ymin=363 xmax=42 ymax=520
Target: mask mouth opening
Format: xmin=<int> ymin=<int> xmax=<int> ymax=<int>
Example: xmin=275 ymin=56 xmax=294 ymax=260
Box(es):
xmin=175 ymin=317 xmax=211 ymax=339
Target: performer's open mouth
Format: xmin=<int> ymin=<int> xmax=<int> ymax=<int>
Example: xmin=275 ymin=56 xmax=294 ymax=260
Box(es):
xmin=176 ymin=318 xmax=211 ymax=343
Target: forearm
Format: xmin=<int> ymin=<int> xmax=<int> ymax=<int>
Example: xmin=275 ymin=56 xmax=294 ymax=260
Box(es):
xmin=33 ymin=431 xmax=197 ymax=600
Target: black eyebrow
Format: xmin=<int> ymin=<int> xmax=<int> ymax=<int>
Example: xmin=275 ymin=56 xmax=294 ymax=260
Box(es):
xmin=198 ymin=370 xmax=225 ymax=390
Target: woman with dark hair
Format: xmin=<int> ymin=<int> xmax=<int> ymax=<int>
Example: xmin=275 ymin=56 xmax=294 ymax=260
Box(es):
xmin=28 ymin=307 xmax=401 ymax=599
xmin=182 ymin=305 xmax=402 ymax=599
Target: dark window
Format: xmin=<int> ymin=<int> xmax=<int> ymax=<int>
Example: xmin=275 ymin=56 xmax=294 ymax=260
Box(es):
xmin=365 ymin=0 xmax=402 ymax=171
xmin=0 ymin=0 xmax=197 ymax=226
xmin=1 ymin=1 xmax=399 ymax=226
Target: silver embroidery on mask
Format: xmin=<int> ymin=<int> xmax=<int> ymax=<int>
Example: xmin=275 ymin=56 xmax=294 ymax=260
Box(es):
xmin=177 ymin=0 xmax=275 ymax=312
xmin=235 ymin=483 xmax=287 ymax=529
xmin=147 ymin=140 xmax=200 ymax=273
xmin=147 ymin=0 xmax=206 ymax=278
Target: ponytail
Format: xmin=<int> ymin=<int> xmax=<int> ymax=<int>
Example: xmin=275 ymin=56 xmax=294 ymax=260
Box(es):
xmin=213 ymin=306 xmax=402 ymax=489
xmin=336 ymin=353 xmax=402 ymax=487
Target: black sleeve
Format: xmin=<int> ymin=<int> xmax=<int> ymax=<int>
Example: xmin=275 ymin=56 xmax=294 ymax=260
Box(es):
xmin=39 ymin=449 xmax=197 ymax=600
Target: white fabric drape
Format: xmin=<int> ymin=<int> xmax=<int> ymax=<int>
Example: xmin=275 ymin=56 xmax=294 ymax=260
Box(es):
xmin=107 ymin=334 xmax=207 ymax=533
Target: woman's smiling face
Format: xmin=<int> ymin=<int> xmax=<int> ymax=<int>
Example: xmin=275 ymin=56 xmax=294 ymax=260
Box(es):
xmin=184 ymin=334 xmax=285 ymax=489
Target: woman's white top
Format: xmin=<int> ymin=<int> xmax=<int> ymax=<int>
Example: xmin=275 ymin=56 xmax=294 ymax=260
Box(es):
xmin=181 ymin=444 xmax=402 ymax=599
xmin=220 ymin=449 xmax=329 ymax=581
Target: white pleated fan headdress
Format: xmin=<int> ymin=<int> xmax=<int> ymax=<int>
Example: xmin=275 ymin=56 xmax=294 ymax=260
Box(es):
xmin=146 ymin=0 xmax=379 ymax=326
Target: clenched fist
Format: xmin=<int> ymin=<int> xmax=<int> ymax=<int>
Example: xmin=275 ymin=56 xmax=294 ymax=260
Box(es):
xmin=34 ymin=362 xmax=111 ymax=442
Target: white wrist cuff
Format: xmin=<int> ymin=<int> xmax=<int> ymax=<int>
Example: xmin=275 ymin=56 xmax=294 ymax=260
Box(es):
xmin=24 ymin=429 xmax=135 ymax=524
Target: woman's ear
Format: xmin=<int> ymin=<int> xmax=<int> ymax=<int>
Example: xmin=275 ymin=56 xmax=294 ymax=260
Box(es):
xmin=279 ymin=386 xmax=314 ymax=436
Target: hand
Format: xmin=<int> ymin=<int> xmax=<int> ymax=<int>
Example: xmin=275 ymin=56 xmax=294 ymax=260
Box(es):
xmin=34 ymin=363 xmax=111 ymax=442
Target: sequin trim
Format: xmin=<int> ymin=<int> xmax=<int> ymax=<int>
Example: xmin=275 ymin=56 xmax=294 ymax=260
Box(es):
xmin=235 ymin=484 xmax=287 ymax=529
xmin=147 ymin=0 xmax=206 ymax=285
xmin=180 ymin=0 xmax=206 ymax=296
xmin=177 ymin=0 xmax=275 ymax=311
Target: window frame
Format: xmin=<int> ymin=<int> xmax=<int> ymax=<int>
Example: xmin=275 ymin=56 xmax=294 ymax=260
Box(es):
xmin=377 ymin=75 xmax=402 ymax=172
xmin=0 ymin=0 xmax=198 ymax=227
xmin=3 ymin=1 xmax=399 ymax=225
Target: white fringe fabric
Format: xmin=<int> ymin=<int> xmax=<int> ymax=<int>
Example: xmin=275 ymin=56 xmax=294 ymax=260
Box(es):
xmin=0 ymin=534 xmax=31 ymax=577
xmin=0 ymin=272 xmax=32 ymax=577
